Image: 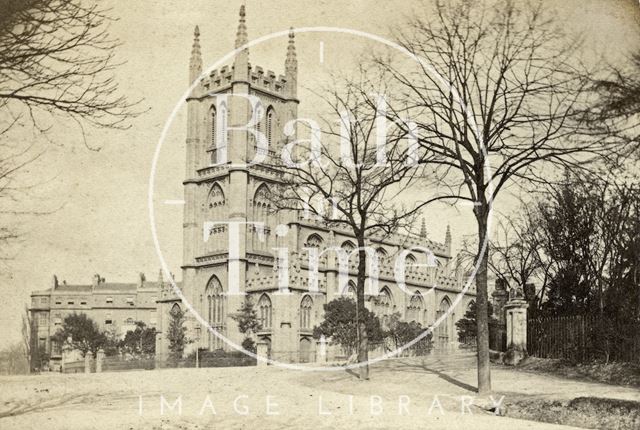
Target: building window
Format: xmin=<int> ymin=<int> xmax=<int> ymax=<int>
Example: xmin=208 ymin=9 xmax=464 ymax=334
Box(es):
xmin=305 ymin=234 xmax=323 ymax=248
xmin=300 ymin=295 xmax=313 ymax=329
xmin=37 ymin=313 xmax=48 ymax=325
xmin=80 ymin=301 xmax=87 ymax=305
xmin=407 ymin=292 xmax=425 ymax=325
xmin=258 ymin=294 xmax=272 ymax=329
xmin=207 ymin=183 xmax=226 ymax=231
xmin=210 ymin=106 xmax=217 ymax=147
xmin=67 ymin=301 xmax=74 ymax=305
xmin=106 ymin=297 xmax=113 ymax=304
xmin=374 ymin=287 xmax=394 ymax=327
xmin=436 ymin=297 xmax=452 ymax=343
xmin=40 ymin=297 xmax=47 ymax=304
xmin=342 ymin=281 xmax=356 ymax=299
xmin=51 ymin=340 xmax=62 ymax=356
xmin=341 ymin=240 xmax=356 ymax=254
xmin=55 ymin=300 xmax=62 ymax=305
xmin=205 ymin=276 xmax=225 ymax=350
xmin=105 ymin=319 xmax=113 ymax=325
xmin=124 ymin=317 xmax=134 ymax=325
xmin=209 ymin=102 xmax=227 ymax=164
xmin=406 ymin=253 xmax=417 ymax=273
xmin=266 ymin=107 xmax=275 ymax=146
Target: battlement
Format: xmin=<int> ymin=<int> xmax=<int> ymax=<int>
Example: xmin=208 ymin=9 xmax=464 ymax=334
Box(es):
xmin=199 ymin=64 xmax=289 ymax=97
xmin=296 ymin=217 xmax=450 ymax=257
xmin=244 ymin=250 xmax=474 ymax=295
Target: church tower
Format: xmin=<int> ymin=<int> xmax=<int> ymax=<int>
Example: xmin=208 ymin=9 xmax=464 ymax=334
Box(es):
xmin=178 ymin=6 xmax=299 ymax=355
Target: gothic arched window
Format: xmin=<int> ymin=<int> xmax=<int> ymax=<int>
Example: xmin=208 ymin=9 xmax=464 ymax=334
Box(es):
xmin=258 ymin=294 xmax=272 ymax=329
xmin=341 ymin=240 xmax=356 ymax=252
xmin=407 ymin=291 xmax=425 ymax=325
xmin=212 ymin=102 xmax=228 ymax=162
xmin=467 ymin=300 xmax=475 ymax=315
xmin=205 ymin=276 xmax=225 ymax=349
xmin=253 ymin=183 xmax=271 ymax=219
xmin=206 ymin=183 xmax=226 ymax=230
xmin=251 ymin=183 xmax=271 ymax=251
xmin=170 ymin=303 xmax=181 ymax=321
xmin=406 ymin=253 xmax=417 ymax=273
xmin=305 ymin=234 xmax=323 ymax=248
xmin=266 ymin=106 xmax=275 ymax=146
xmin=300 ymin=295 xmax=313 ymax=329
xmin=375 ymin=287 xmax=394 ymax=327
xmin=376 ymin=247 xmax=388 ymax=258
xmin=207 ymin=183 xmax=225 ymax=209
xmin=437 ymin=296 xmax=452 ymax=343
xmin=342 ymin=280 xmax=356 ymax=299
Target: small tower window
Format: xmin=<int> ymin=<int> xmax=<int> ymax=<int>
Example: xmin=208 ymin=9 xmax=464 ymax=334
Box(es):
xmin=255 ymin=103 xmax=264 ymax=136
xmin=210 ymin=107 xmax=216 ymax=147
xmin=266 ymin=107 xmax=275 ymax=146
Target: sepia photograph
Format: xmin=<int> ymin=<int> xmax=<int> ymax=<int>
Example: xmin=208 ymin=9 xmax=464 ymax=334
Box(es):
xmin=0 ymin=0 xmax=639 ymax=429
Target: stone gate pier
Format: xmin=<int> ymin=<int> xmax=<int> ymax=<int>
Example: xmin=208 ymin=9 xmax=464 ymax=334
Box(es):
xmin=504 ymin=295 xmax=529 ymax=365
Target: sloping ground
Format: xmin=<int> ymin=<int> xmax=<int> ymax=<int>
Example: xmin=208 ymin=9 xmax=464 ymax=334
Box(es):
xmin=506 ymin=397 xmax=640 ymax=430
xmin=0 ymin=355 xmax=583 ymax=430
xmin=515 ymin=356 xmax=640 ymax=387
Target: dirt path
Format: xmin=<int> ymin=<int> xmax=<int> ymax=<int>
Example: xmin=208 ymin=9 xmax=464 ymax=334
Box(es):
xmin=0 ymin=354 xmax=608 ymax=429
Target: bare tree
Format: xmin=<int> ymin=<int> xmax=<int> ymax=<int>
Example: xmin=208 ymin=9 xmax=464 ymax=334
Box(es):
xmin=366 ymin=0 xmax=623 ymax=393
xmin=272 ymin=77 xmax=434 ymax=380
xmin=0 ymin=0 xmax=140 ymax=258
xmin=591 ymin=52 xmax=640 ymax=148
xmin=0 ymin=0 xmax=138 ymax=135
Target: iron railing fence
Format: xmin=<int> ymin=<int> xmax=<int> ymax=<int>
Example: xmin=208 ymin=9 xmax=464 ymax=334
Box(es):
xmin=527 ymin=315 xmax=640 ymax=364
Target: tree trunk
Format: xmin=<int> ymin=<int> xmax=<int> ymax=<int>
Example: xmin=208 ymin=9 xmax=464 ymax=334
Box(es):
xmin=475 ymin=208 xmax=492 ymax=394
xmin=356 ymin=234 xmax=369 ymax=380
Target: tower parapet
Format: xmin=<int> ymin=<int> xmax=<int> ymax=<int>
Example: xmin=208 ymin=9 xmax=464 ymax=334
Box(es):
xmin=189 ymin=7 xmax=295 ymax=100
xmin=198 ymin=65 xmax=289 ymax=97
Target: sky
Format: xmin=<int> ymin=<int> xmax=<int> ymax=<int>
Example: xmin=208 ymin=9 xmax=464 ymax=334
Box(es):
xmin=1 ymin=0 xmax=639 ymax=349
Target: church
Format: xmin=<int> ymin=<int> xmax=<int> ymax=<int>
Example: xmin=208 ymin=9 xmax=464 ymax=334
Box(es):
xmin=155 ymin=6 xmax=476 ymax=363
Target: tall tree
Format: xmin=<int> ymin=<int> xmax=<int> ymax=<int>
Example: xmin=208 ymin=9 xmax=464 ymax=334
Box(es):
xmin=369 ymin=0 xmax=623 ymax=393
xmin=455 ymin=300 xmax=498 ymax=346
xmin=273 ymin=76 xmax=434 ymax=380
xmin=231 ymin=296 xmax=261 ymax=353
xmin=232 ymin=296 xmax=261 ymax=336
xmin=534 ymin=173 xmax=640 ymax=318
xmin=166 ymin=306 xmax=188 ymax=361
